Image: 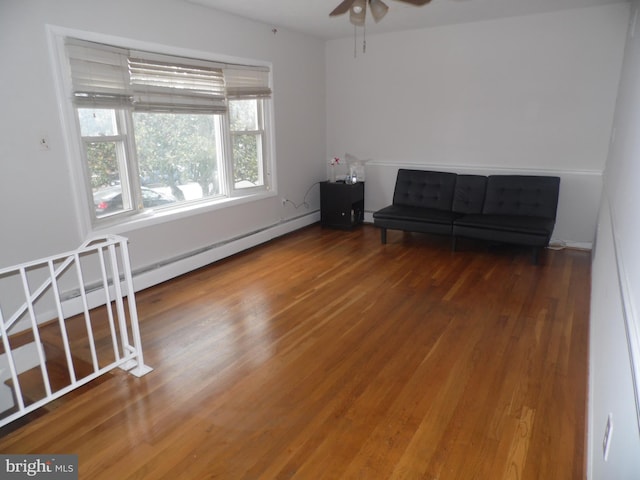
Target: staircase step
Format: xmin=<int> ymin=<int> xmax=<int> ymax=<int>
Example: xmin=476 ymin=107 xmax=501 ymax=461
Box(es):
xmin=2 ymin=341 xmax=113 ymax=415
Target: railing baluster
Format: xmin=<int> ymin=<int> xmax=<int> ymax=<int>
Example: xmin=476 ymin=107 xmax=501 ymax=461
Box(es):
xmin=108 ymin=243 xmax=131 ymax=362
xmin=97 ymin=245 xmax=121 ymax=362
xmin=120 ymin=239 xmax=150 ymax=376
xmin=19 ymin=268 xmax=51 ymax=397
xmin=48 ymin=260 xmax=77 ymax=383
xmin=0 ymin=306 xmax=25 ymax=411
xmin=74 ymin=253 xmax=99 ymax=373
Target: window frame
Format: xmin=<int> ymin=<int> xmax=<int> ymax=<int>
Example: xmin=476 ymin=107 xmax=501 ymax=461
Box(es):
xmin=77 ymin=108 xmax=140 ymax=218
xmin=49 ymin=27 xmax=277 ymax=236
xmin=228 ymin=98 xmax=268 ymax=194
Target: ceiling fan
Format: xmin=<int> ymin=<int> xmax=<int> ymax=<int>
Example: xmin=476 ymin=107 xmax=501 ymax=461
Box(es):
xmin=330 ymin=0 xmax=433 ymax=26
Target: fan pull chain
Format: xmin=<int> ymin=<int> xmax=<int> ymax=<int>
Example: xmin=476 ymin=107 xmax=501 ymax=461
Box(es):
xmin=363 ymin=22 xmax=367 ymax=54
xmin=353 ymin=24 xmax=367 ymax=58
xmin=353 ymin=24 xmax=357 ymax=58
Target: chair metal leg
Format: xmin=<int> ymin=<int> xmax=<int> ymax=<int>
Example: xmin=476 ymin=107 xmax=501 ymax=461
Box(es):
xmin=532 ymin=247 xmax=540 ymax=265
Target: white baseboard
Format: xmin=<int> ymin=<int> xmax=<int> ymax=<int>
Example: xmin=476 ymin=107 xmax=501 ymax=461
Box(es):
xmin=132 ymin=211 xmax=321 ymax=292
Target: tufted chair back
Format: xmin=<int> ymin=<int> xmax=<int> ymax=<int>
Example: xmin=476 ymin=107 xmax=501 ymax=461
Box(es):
xmin=452 ymin=175 xmax=487 ymax=214
xmin=483 ymin=175 xmax=560 ymax=219
xmin=392 ymin=169 xmax=457 ymax=211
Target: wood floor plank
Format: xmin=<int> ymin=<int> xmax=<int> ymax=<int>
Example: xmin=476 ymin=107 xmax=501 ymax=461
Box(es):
xmin=0 ymin=225 xmax=590 ymax=479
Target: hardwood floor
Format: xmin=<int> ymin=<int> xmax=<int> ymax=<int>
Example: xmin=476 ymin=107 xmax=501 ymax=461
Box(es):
xmin=0 ymin=224 xmax=590 ymax=479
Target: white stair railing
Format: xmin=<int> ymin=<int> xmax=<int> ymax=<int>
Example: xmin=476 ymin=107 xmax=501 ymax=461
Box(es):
xmin=0 ymin=235 xmax=152 ymax=428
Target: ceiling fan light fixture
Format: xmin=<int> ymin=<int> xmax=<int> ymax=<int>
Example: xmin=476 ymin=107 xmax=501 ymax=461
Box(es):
xmin=370 ymin=0 xmax=389 ymax=23
xmin=350 ymin=0 xmax=366 ymax=26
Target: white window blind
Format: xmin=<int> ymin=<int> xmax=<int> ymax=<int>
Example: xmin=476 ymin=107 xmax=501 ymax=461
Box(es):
xmin=224 ymin=65 xmax=272 ymax=99
xmin=65 ymin=39 xmax=132 ymax=107
xmin=128 ymin=53 xmax=226 ymax=113
xmin=65 ymin=38 xmax=271 ymax=112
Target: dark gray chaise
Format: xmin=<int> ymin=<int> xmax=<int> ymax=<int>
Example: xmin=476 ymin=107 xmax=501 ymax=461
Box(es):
xmin=372 ymin=169 xmax=560 ymax=264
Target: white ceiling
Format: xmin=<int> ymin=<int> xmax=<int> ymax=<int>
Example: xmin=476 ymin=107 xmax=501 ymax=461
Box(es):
xmin=184 ymin=0 xmax=627 ymax=40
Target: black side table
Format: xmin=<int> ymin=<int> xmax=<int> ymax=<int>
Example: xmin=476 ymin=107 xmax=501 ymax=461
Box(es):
xmin=320 ymin=181 xmax=365 ymax=229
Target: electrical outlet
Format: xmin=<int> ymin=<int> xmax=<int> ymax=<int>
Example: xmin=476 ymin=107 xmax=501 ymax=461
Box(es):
xmin=603 ymin=413 xmax=613 ymax=461
xmin=281 ymin=198 xmax=287 ymax=206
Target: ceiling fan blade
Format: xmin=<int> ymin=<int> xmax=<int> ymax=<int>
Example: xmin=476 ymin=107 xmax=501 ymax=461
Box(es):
xmin=369 ymin=0 xmax=389 ymax=23
xmin=330 ymin=0 xmax=356 ymax=16
xmin=395 ymin=0 xmax=432 ymax=5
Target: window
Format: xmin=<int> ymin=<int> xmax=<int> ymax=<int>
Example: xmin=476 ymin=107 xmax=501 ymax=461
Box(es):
xmin=230 ymin=99 xmax=265 ymax=189
xmin=64 ymin=38 xmax=273 ymax=223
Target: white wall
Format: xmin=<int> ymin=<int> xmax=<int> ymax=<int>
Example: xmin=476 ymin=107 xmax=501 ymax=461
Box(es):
xmin=2 ymin=1 xmax=639 ymax=470
xmin=589 ymin=1 xmax=640 ymax=477
xmin=0 ymin=0 xmax=326 ymax=288
xmin=326 ymin=3 xmax=629 ymax=247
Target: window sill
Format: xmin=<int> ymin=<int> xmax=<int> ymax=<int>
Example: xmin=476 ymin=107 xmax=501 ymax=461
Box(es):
xmin=90 ymin=190 xmax=276 ymax=237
